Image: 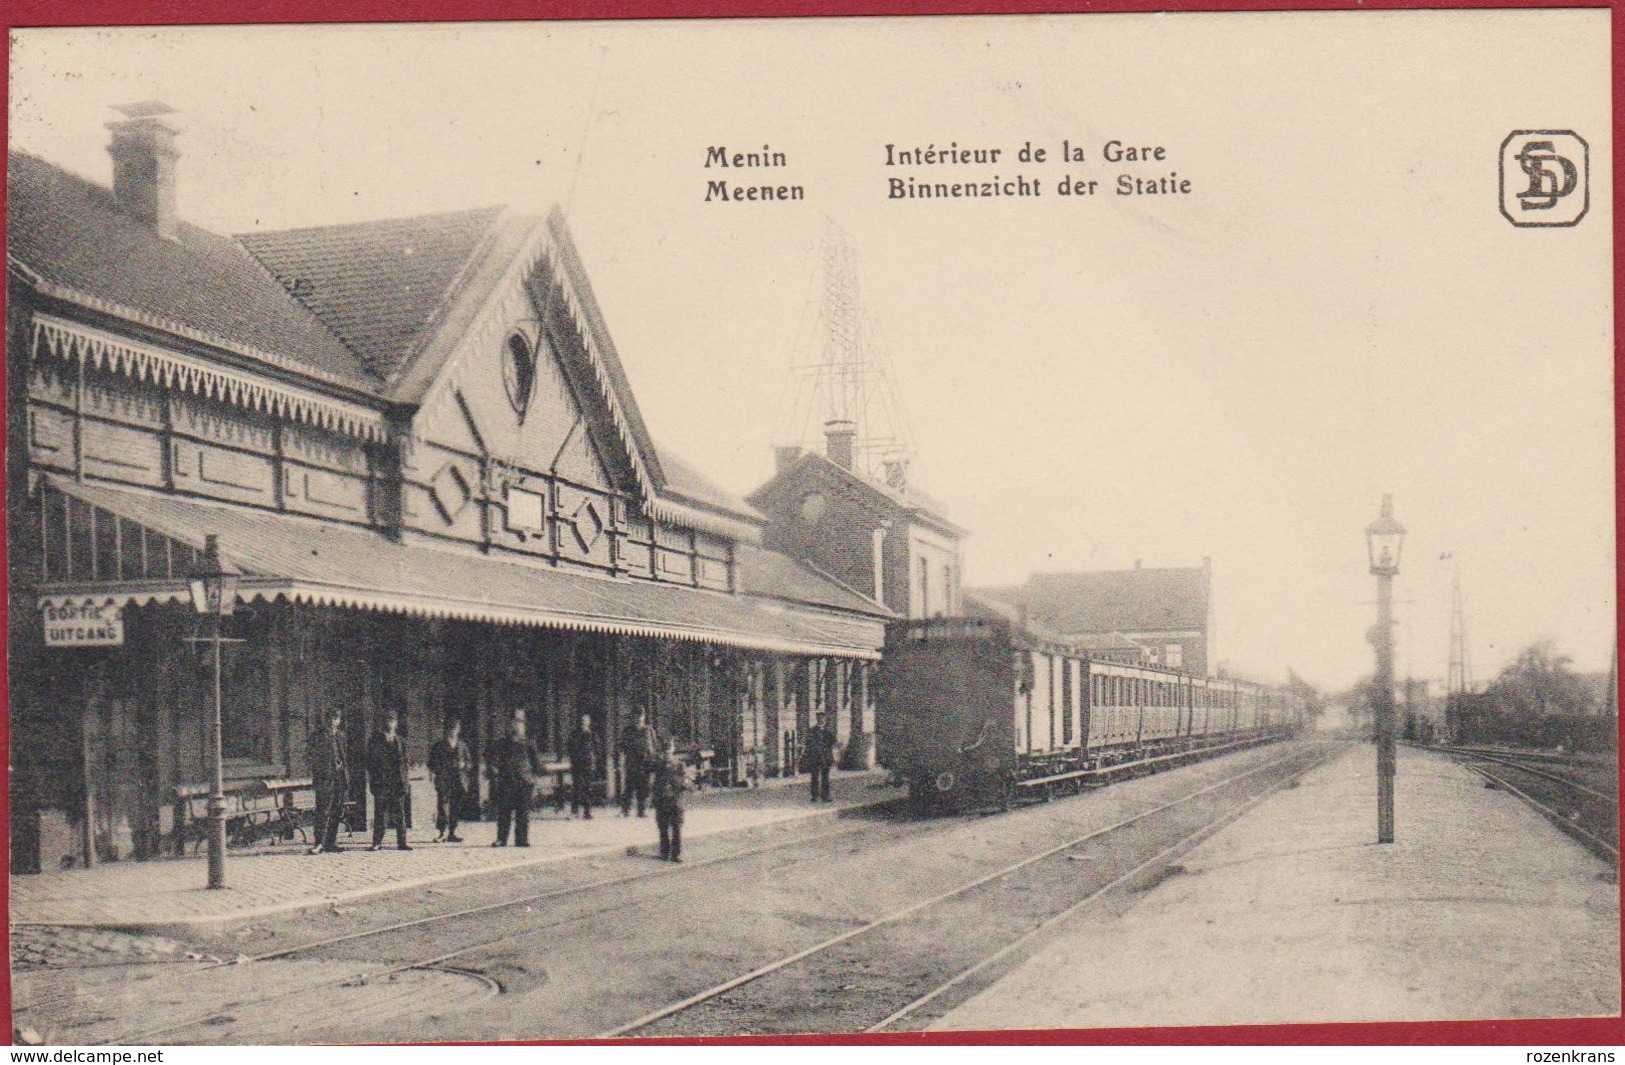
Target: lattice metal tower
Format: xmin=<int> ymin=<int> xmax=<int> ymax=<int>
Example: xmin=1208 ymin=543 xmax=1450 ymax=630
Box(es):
xmin=774 ymin=220 xmax=916 ymax=483
xmin=1446 ymin=566 xmax=1475 ymax=698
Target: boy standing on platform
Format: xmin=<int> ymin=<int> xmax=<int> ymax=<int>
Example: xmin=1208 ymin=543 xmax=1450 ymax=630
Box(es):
xmin=651 ymin=739 xmax=690 ymax=862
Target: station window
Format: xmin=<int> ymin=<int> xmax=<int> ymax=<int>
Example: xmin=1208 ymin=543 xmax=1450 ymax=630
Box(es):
xmin=1165 ymin=644 xmax=1183 ymax=669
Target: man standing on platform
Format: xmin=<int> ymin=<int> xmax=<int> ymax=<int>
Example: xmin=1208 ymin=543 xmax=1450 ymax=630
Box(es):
xmin=619 ymin=711 xmax=658 ymax=818
xmin=489 ymin=712 xmax=543 ymax=847
xmin=651 ymin=737 xmax=690 ymax=862
xmin=307 ymin=708 xmax=349 ymax=854
xmin=366 ymin=710 xmax=411 ymax=851
xmin=806 ymin=712 xmax=836 ymax=804
xmin=428 ymin=718 xmax=472 ymax=843
xmin=569 ymin=713 xmax=598 ymax=820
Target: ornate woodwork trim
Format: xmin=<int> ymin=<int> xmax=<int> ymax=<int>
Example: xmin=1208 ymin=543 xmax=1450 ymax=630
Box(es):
xmin=32 ymin=315 xmax=389 ymax=442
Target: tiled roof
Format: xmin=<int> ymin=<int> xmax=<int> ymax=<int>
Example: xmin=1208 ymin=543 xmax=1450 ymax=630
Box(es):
xmin=238 ymin=206 xmax=504 ymax=380
xmin=734 ymin=542 xmax=892 ymax=618
xmin=657 ymin=448 xmax=766 ymax=525
xmin=6 ymin=151 xmax=374 ymax=391
xmin=964 ymin=591 xmax=1153 ymax=656
xmin=39 ymin=478 xmax=885 ymax=659
xmin=749 ymin=451 xmax=967 ymax=537
xmin=975 ymin=566 xmax=1211 ymax=635
xmin=12 ymin=148 xmax=766 ymax=545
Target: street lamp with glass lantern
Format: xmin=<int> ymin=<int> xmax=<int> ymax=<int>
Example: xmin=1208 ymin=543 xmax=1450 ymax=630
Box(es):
xmin=188 ymin=534 xmax=240 ymax=889
xmin=1365 ymin=495 xmax=1406 ymax=844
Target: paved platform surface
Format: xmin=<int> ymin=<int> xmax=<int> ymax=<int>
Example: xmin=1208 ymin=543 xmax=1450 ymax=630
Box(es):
xmin=934 ymin=742 xmax=1620 ymax=1031
xmin=9 ymin=770 xmax=897 ymax=933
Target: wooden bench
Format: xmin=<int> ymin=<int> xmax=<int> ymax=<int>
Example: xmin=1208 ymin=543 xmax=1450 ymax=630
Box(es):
xmin=679 ymin=747 xmax=731 ymax=790
xmin=170 ymin=777 xmax=346 ymax=853
xmin=536 ymin=760 xmax=610 ymax=812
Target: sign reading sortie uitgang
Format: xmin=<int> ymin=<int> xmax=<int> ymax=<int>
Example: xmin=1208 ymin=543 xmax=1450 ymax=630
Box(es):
xmin=42 ymin=600 xmax=125 ymax=647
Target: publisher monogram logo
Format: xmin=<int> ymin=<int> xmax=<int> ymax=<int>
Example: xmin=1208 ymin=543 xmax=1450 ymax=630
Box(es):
xmin=1500 ymin=131 xmax=1588 ymax=227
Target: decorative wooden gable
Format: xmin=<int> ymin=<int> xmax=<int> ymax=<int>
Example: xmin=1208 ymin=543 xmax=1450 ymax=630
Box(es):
xmin=403 ymin=216 xmax=656 ymax=577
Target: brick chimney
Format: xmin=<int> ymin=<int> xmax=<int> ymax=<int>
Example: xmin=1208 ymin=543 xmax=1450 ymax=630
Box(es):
xmin=823 ymin=419 xmax=856 ymax=470
xmin=107 ymin=102 xmax=180 ymax=240
xmin=774 ymin=446 xmax=803 ymax=474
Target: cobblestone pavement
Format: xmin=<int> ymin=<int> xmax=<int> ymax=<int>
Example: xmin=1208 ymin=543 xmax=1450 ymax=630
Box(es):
xmin=10 ymin=927 xmax=198 ymax=969
xmin=932 ymin=743 xmax=1620 ymax=1031
xmin=10 ymin=770 xmax=897 ymax=933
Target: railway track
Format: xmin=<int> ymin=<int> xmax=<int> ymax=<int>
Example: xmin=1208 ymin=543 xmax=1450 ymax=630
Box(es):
xmin=76 ymin=812 xmax=931 ymax=1045
xmin=23 ymin=739 xmax=1325 ymax=1044
xmin=603 ymin=742 xmax=1334 ymax=1038
xmin=1433 ymin=745 xmax=1618 ymax=862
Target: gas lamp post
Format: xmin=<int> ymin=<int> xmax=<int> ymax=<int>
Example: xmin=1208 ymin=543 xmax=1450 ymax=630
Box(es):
xmin=188 ymin=535 xmax=241 ymax=889
xmin=1365 ymin=495 xmax=1406 ymax=844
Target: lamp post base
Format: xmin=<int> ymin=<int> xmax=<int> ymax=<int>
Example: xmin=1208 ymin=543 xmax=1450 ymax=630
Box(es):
xmin=206 ymin=800 xmax=227 ymax=889
xmin=1377 ymin=733 xmax=1396 ymax=843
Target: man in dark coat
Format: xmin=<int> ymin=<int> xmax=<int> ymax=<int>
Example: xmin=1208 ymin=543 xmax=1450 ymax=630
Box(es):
xmin=427 ymin=718 xmax=472 ymax=843
xmin=568 ymin=713 xmax=598 ymax=819
xmin=307 ymin=708 xmax=349 ymax=854
xmin=651 ymin=738 xmax=690 ymax=862
xmin=488 ymin=712 xmax=543 ymax=847
xmin=805 ymin=712 xmax=836 ymax=803
xmin=366 ymin=710 xmax=411 ymax=851
xmin=618 ymin=711 xmax=658 ymax=818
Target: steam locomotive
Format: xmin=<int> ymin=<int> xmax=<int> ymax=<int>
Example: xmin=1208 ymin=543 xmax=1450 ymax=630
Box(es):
xmin=875 ymin=615 xmax=1301 ymax=808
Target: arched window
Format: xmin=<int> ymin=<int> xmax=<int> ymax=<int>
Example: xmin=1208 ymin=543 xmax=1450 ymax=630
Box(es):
xmin=503 ymin=331 xmax=538 ymax=418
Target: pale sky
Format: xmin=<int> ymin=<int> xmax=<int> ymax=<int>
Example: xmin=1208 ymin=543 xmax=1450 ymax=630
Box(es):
xmin=9 ymin=11 xmax=1614 ymax=690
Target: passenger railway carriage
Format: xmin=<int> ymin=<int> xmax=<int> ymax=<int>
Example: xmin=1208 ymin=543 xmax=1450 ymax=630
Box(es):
xmin=876 ymin=616 xmax=1300 ymax=807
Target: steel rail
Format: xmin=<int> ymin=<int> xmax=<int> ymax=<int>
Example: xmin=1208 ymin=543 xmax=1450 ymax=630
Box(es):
xmin=43 ymin=729 xmax=1289 ymax=1039
xmin=1466 ymin=763 xmax=1618 ymax=860
xmin=1439 ymin=744 xmax=1610 ymax=768
xmin=86 ymin=742 xmax=1307 ymax=1045
xmin=596 ymin=744 xmax=1325 ymax=1039
xmin=244 ymin=815 xmax=900 ymax=963
xmin=101 ymin=814 xmax=919 ymax=1045
xmin=866 ymin=757 xmax=1314 ymax=1032
xmin=1456 ymin=751 xmax=1614 ymax=803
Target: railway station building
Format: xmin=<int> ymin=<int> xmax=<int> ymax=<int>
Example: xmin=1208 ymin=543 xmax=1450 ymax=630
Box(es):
xmin=748 ymin=425 xmax=968 ymax=764
xmin=7 ymin=107 xmax=890 ymax=873
xmin=750 ymin=428 xmax=967 ymax=624
xmin=972 ymin=559 xmax=1215 ymax=676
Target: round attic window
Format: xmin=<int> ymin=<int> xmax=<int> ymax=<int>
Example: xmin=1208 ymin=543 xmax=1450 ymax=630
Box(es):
xmin=503 ymin=331 xmax=538 ymax=418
